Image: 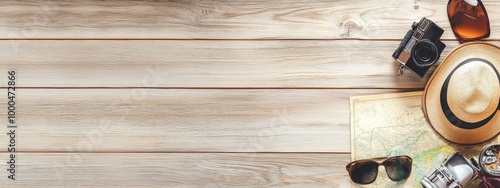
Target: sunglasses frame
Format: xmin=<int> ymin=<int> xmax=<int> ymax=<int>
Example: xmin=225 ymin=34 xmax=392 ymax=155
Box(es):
xmin=345 ymin=155 xmax=413 ymax=185
xmin=447 ymin=0 xmax=490 ymax=42
xmin=476 ymin=173 xmax=500 ymax=188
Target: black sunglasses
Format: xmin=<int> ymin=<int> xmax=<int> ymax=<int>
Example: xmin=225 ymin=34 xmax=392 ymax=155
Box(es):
xmin=346 ymin=155 xmax=413 ymax=184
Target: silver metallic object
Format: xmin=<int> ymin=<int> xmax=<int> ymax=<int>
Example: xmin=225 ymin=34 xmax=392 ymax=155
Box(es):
xmin=479 ymin=144 xmax=500 ymax=177
xmin=421 ymin=152 xmax=479 ymax=188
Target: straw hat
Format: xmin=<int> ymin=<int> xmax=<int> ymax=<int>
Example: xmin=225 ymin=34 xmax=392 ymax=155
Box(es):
xmin=423 ymin=42 xmax=500 ymax=144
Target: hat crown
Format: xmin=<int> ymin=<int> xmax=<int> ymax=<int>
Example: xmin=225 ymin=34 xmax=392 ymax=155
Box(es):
xmin=448 ymin=60 xmax=500 ymax=123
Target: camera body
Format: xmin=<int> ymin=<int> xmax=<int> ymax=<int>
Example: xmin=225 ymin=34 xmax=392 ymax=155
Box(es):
xmin=393 ymin=17 xmax=446 ymax=77
xmin=421 ymin=152 xmax=479 ymax=188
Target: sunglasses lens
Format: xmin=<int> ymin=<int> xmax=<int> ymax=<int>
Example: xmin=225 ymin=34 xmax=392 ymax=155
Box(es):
xmin=383 ymin=156 xmax=412 ymax=181
xmin=448 ymin=0 xmax=490 ymax=40
xmin=349 ymin=161 xmax=379 ymax=184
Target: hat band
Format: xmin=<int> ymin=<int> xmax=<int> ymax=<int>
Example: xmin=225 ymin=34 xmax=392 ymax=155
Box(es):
xmin=440 ymin=58 xmax=500 ymax=129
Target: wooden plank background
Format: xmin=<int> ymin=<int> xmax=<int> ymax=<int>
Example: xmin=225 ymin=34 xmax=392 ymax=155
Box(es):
xmin=1 ymin=0 xmax=500 ymax=40
xmin=0 ymin=0 xmax=494 ymax=187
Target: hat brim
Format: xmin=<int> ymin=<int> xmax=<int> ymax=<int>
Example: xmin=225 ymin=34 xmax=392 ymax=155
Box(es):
xmin=423 ymin=42 xmax=500 ymax=144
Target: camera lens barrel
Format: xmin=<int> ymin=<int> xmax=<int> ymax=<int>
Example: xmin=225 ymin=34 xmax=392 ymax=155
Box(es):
xmin=421 ymin=167 xmax=460 ymax=188
xmin=421 ymin=152 xmax=480 ymax=188
xmin=412 ymin=40 xmax=439 ymax=67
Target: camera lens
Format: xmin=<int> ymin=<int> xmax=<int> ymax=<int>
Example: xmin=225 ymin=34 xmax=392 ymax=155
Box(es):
xmin=412 ymin=40 xmax=439 ymax=67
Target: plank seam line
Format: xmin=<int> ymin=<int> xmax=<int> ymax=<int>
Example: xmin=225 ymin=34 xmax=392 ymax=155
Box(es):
xmin=0 ymin=87 xmax=423 ymax=90
xmin=0 ymin=151 xmax=351 ymax=154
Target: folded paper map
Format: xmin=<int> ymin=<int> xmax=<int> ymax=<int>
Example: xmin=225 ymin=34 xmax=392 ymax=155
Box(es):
xmin=350 ymin=91 xmax=498 ymax=187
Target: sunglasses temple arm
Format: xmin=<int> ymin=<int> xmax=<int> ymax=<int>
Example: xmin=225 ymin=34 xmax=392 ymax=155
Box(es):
xmin=476 ymin=176 xmax=500 ymax=188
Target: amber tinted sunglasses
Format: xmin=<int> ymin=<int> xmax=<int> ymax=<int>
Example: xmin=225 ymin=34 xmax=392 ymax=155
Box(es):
xmin=346 ymin=155 xmax=412 ymax=184
xmin=447 ymin=0 xmax=490 ymax=41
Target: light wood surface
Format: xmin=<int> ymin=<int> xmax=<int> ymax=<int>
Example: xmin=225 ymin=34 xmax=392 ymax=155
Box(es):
xmin=0 ymin=40 xmax=477 ymax=88
xmin=0 ymin=153 xmax=351 ymax=187
xmin=1 ymin=0 xmax=499 ymax=40
xmin=0 ymin=88 xmax=407 ymax=153
xmin=2 ymin=0 xmax=497 ymax=187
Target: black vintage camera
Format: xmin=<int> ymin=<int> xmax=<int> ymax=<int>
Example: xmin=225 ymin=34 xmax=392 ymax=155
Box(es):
xmin=392 ymin=17 xmax=446 ymax=77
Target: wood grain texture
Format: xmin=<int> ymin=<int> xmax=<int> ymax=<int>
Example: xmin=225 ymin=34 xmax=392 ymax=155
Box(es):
xmin=0 ymin=88 xmax=412 ymax=153
xmin=1 ymin=40 xmax=486 ymax=88
xmin=2 ymin=0 xmax=500 ymax=39
xmin=0 ymin=153 xmax=351 ymax=187
xmin=0 ymin=0 xmax=467 ymax=186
